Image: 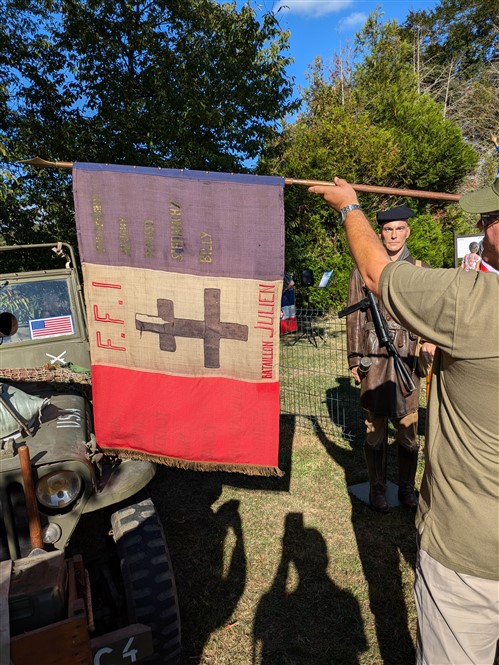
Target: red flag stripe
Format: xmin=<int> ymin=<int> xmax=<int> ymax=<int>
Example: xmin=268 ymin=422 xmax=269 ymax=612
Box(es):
xmin=91 ymin=365 xmax=280 ymax=467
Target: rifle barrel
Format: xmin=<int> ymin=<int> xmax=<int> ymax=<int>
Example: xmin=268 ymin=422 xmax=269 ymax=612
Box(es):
xmin=338 ymin=297 xmax=369 ymax=319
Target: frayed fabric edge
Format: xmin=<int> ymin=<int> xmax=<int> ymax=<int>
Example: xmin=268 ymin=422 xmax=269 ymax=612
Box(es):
xmin=103 ymin=447 xmax=283 ymax=477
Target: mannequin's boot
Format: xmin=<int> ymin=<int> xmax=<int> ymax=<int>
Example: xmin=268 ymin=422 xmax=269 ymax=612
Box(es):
xmin=397 ymin=444 xmax=419 ymax=509
xmin=364 ymin=443 xmax=389 ymax=513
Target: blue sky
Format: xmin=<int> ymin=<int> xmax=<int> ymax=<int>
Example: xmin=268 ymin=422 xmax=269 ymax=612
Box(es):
xmin=263 ymin=0 xmax=439 ymax=93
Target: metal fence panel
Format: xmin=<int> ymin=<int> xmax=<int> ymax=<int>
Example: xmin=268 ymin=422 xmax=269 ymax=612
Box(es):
xmin=280 ymin=309 xmax=427 ymax=444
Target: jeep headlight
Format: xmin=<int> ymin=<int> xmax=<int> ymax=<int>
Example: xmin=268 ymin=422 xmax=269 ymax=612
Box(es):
xmin=36 ymin=470 xmax=83 ymax=509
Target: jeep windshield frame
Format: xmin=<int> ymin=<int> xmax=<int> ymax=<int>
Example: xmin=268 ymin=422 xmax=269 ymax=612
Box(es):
xmin=0 ymin=243 xmax=90 ymax=369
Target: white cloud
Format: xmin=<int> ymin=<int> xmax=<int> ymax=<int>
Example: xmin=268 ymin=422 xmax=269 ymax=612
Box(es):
xmin=273 ymin=0 xmax=354 ymax=19
xmin=338 ymin=11 xmax=367 ymax=30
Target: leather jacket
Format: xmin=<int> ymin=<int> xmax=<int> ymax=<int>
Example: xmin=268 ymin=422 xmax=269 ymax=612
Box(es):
xmin=346 ymin=255 xmax=427 ymax=418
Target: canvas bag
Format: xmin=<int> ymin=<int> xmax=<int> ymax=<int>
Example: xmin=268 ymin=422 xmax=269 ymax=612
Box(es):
xmin=0 ymin=383 xmax=50 ymax=438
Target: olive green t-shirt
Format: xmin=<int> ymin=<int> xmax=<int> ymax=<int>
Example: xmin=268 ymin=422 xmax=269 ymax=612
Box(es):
xmin=380 ymin=261 xmax=499 ymax=580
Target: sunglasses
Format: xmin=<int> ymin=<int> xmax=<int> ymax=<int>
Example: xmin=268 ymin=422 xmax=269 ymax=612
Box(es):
xmin=479 ymin=212 xmax=499 ymax=227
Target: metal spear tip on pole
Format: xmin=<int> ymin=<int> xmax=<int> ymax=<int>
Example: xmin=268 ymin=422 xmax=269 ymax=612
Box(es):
xmin=16 ymin=156 xmax=73 ymax=169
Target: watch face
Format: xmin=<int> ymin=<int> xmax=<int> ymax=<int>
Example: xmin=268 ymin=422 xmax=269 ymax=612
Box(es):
xmin=341 ymin=204 xmax=359 ymax=223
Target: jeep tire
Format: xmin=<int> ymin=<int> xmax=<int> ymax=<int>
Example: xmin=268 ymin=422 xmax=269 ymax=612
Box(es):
xmin=111 ymin=497 xmax=181 ymax=664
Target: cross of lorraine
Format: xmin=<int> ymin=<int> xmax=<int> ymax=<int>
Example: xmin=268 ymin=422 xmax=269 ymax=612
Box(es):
xmin=135 ymin=288 xmax=249 ymax=369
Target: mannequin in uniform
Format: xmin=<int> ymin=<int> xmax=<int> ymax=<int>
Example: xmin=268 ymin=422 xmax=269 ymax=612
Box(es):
xmin=346 ymin=206 xmax=436 ymax=512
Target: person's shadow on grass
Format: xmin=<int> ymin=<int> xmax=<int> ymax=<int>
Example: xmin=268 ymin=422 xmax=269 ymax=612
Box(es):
xmin=315 ymin=417 xmax=418 ymax=665
xmin=253 ymin=512 xmax=367 ymax=665
xmin=149 ymin=472 xmax=246 ymax=664
xmin=148 ymin=414 xmax=296 ymax=663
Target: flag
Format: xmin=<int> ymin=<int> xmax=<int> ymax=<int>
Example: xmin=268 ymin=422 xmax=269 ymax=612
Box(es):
xmin=73 ymin=163 xmax=284 ymax=475
xmin=280 ymin=281 xmax=297 ymax=335
xmin=30 ymin=315 xmax=74 ymax=339
xmin=280 ymin=305 xmax=297 ymax=334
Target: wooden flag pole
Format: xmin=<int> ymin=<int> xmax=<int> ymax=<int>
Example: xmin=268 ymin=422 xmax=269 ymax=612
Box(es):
xmin=17 ymin=159 xmax=461 ymax=202
xmin=284 ymin=177 xmax=461 ymax=202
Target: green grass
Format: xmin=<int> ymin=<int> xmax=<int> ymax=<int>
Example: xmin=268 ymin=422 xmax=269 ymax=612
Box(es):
xmin=149 ymin=415 xmax=423 ymax=665
xmin=147 ymin=315 xmax=428 ymax=664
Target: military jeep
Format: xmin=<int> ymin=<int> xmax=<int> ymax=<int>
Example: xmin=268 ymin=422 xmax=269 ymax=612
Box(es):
xmin=0 ymin=243 xmax=181 ymax=665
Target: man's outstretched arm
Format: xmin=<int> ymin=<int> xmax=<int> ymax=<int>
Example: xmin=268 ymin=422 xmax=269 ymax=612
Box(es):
xmin=308 ymin=177 xmax=389 ymax=296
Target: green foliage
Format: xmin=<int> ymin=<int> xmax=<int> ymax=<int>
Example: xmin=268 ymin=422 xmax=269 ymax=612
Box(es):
xmin=261 ymin=103 xmax=402 ymax=308
xmin=385 ymin=92 xmax=477 ymax=191
xmin=404 ymin=0 xmax=499 ymax=73
xmin=285 ymin=212 xmax=354 ymax=310
xmin=406 ymin=212 xmax=448 ymax=267
xmin=3 ymin=0 xmax=294 ymax=170
xmin=0 ymin=170 xmax=76 ymax=247
xmin=354 ymin=14 xmax=416 ymax=95
xmin=1 ymin=0 xmax=297 ymax=243
xmin=353 ymin=12 xmax=478 ymax=192
xmin=259 ymin=12 xmax=482 ymax=309
xmin=402 ymin=0 xmax=498 ymax=181
xmin=261 ymin=9 xmax=481 ymax=309
xmin=0 ymin=141 xmax=17 ymax=215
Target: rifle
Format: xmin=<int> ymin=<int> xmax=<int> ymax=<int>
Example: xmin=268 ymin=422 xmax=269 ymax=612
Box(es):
xmin=338 ymin=288 xmax=416 ymax=395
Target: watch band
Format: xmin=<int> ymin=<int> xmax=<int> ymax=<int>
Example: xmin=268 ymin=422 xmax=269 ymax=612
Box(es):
xmin=339 ymin=204 xmax=362 ymax=225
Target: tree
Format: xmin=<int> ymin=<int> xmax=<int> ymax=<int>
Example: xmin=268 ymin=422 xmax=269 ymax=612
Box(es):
xmin=260 ymin=12 xmax=479 ymax=309
xmin=1 ymin=0 xmax=298 ymax=244
xmin=404 ymin=0 xmax=498 ymax=76
xmin=352 ymin=12 xmax=478 ymax=192
xmin=260 ymin=85 xmax=404 ymax=308
xmin=403 ymin=0 xmax=499 ymax=182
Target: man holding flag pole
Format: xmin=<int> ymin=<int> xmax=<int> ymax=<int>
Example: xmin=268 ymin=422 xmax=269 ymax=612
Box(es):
xmin=308 ymin=176 xmax=499 ymax=665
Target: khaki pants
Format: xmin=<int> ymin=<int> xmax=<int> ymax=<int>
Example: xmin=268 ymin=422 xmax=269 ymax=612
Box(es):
xmin=365 ymin=410 xmax=418 ymax=449
xmin=414 ymin=546 xmax=499 ymax=665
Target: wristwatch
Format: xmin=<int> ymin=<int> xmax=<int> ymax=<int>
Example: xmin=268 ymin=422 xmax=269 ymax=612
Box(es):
xmin=339 ymin=204 xmax=362 ymax=225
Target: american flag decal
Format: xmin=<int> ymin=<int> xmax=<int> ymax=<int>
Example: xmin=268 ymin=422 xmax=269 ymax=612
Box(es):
xmin=29 ymin=315 xmax=74 ymax=339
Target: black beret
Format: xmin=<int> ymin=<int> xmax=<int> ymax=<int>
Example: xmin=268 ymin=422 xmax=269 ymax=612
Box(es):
xmin=376 ymin=205 xmax=415 ymax=225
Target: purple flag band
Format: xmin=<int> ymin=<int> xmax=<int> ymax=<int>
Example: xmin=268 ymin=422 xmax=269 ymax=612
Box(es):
xmin=73 ymin=163 xmax=285 ymax=280
xmin=73 ymin=162 xmax=284 ymax=186
xmin=30 ymin=315 xmax=74 ymax=339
